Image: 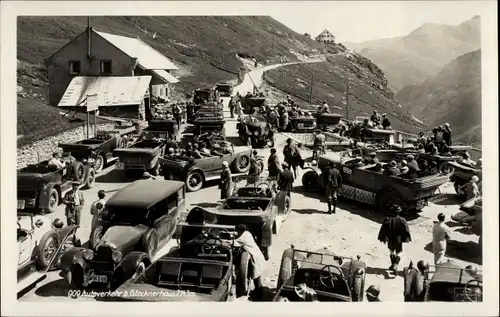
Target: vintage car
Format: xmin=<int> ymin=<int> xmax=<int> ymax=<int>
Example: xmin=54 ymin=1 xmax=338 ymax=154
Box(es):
xmin=452 ymin=196 xmax=482 ymax=245
xmin=403 ymin=260 xmax=482 ymax=302
xmin=316 ymin=113 xmax=344 ymax=132
xmin=448 ymin=161 xmax=482 ymax=194
xmin=241 ymin=96 xmax=267 ymax=114
xmin=193 ymin=132 xmax=231 ymax=150
xmin=17 ymin=213 xmax=80 ymax=297
xmin=142 ymin=118 xmax=179 ymax=140
xmin=193 ymin=117 xmax=226 ymax=138
xmin=59 ymin=128 xmax=135 ymax=173
xmin=193 ymin=87 xmax=217 ymax=105
xmin=301 ymin=153 xmax=449 ymax=214
xmin=199 ymin=176 xmax=290 ymax=260
xmin=60 ymin=180 xmax=186 ymax=289
xmin=215 ymin=83 xmax=234 ymax=97
xmin=112 ymin=222 xmax=250 ymax=301
xmin=159 ymin=145 xmax=252 ymax=192
xmin=287 ymin=115 xmax=317 ymax=132
xmin=273 ymin=245 xmax=366 ymax=302
xmin=362 ymin=127 xmax=396 ymax=146
xmin=17 ymin=158 xmax=95 ymax=213
xmin=237 ymin=115 xmax=275 ymax=148
xmin=113 ymin=139 xmax=167 ymax=177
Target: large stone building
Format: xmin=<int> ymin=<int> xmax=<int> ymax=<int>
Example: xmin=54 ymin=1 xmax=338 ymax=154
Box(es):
xmin=315 ymin=29 xmax=336 ymax=44
xmin=44 ymin=27 xmax=179 ymax=120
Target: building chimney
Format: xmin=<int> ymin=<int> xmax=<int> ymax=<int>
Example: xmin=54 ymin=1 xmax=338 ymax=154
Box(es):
xmin=87 ymin=16 xmax=92 ymax=59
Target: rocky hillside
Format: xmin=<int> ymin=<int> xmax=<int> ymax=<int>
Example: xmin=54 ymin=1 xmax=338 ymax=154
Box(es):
xmin=264 ymin=44 xmax=427 ymax=134
xmin=17 ymin=16 xmax=325 ymax=145
xmin=396 ymin=49 xmax=481 ymax=147
xmin=345 ymin=16 xmax=481 ymax=92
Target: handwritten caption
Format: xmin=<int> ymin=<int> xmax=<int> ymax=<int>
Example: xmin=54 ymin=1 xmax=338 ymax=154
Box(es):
xmin=67 ymin=289 xmax=195 ymax=298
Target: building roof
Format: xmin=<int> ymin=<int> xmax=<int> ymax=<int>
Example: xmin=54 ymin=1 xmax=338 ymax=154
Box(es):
xmin=152 ymin=69 xmax=179 ymax=84
xmin=106 ymin=179 xmax=185 ymax=210
xmin=57 ymin=76 xmax=152 ymax=108
xmin=95 ymin=30 xmax=179 ymax=71
xmin=316 ymin=29 xmax=336 ymax=38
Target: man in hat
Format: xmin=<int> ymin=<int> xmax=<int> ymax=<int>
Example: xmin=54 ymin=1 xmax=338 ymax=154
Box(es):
xmin=210 ymin=143 xmax=224 ymax=157
xmin=462 ymin=175 xmax=480 ymax=201
xmin=283 ymin=138 xmax=301 ymax=179
xmin=229 ymin=224 xmax=266 ymax=300
xmin=248 ymin=150 xmax=262 ymax=184
xmin=364 ymin=152 xmax=379 ymax=165
xmin=460 ymin=152 xmax=476 ymax=167
xmin=62 ymin=181 xmax=85 ymax=226
xmin=377 ymin=205 xmax=412 ymax=274
xmin=191 ymin=143 xmax=203 ymax=159
xmin=432 ymin=213 xmax=452 ymax=265
xmin=219 ymin=161 xmax=233 ymax=200
xmin=165 ymin=134 xmax=178 ymax=150
xmin=48 ymin=152 xmax=66 ymax=169
xmin=320 ymin=101 xmax=330 ymax=113
xmin=442 ymin=123 xmax=452 ymax=146
xmin=381 ymin=114 xmax=391 ymax=130
xmin=406 ymin=155 xmax=420 ymax=179
xmin=228 ymin=96 xmax=235 ymax=118
xmin=399 ymin=160 xmax=409 ymax=175
xmin=268 ymin=148 xmax=281 ymax=180
xmin=366 ymin=285 xmax=381 ymax=302
xmin=370 ymin=110 xmax=381 ymax=126
xmin=326 ymin=161 xmax=342 ymax=214
xmin=383 ymin=161 xmax=401 ymax=176
xmin=278 ymin=162 xmax=294 ymax=206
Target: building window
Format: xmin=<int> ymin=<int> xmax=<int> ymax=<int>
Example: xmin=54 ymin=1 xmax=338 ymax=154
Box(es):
xmin=69 ymin=61 xmax=81 ymax=75
xmin=160 ymin=87 xmax=165 ymax=96
xmin=100 ymin=60 xmax=112 ymax=75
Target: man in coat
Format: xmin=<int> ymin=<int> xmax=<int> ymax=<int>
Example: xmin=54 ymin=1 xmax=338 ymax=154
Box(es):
xmin=383 ymin=161 xmax=401 ymax=176
xmin=248 ymin=150 xmax=262 ymax=184
xmin=228 ymin=96 xmax=235 ymax=118
xmin=283 ymin=138 xmax=301 ymax=179
xmin=326 ymin=161 xmax=342 ymax=214
xmin=267 ymin=148 xmax=281 ymax=180
xmin=219 ymin=161 xmax=233 ymax=200
xmin=377 ymin=205 xmax=412 ymax=274
xmin=442 ymin=123 xmax=452 ymax=146
xmin=381 ymin=114 xmax=391 ymax=130
xmin=278 ymin=162 xmax=294 ymax=209
xmin=370 ymin=110 xmax=381 ymax=126
xmin=62 ymin=181 xmax=85 ymax=226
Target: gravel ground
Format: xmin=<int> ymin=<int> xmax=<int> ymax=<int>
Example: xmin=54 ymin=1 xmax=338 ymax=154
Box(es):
xmin=18 ymin=62 xmax=481 ymax=302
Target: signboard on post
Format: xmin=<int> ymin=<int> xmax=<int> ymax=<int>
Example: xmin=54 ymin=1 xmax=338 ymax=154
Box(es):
xmin=86 ymin=94 xmax=99 ymax=112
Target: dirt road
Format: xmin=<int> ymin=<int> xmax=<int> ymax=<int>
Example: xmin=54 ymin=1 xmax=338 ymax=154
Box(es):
xmin=19 ymin=60 xmax=480 ymax=302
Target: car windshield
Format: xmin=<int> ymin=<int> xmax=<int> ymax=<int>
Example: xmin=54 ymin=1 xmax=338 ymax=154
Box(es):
xmin=104 ymin=207 xmax=149 ymax=226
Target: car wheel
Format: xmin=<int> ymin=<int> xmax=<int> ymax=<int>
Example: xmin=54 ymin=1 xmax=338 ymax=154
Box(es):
xmin=236 ymin=251 xmax=251 ymax=297
xmin=73 ymin=162 xmax=85 ymax=183
xmin=89 ymin=225 xmax=104 ymax=250
xmin=351 ymin=271 xmax=365 ymax=301
xmin=186 ymin=171 xmax=204 ymax=192
xmin=94 ymin=154 xmax=105 ymax=174
xmin=377 ymin=190 xmax=402 ymax=215
xmin=67 ymin=266 xmax=84 ymax=291
xmin=439 ymin=162 xmax=455 ymax=175
xmin=36 ymin=231 xmax=61 ymax=269
xmin=234 ymin=154 xmax=251 ymax=173
xmin=142 ymin=229 xmax=159 ymax=258
xmin=83 ymin=168 xmax=95 ymax=189
xmin=302 ymin=171 xmax=320 ymax=193
xmin=45 ymin=188 xmax=59 ymax=213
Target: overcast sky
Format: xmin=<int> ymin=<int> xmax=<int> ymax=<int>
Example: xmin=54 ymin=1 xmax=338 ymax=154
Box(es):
xmin=272 ymin=1 xmax=488 ymax=43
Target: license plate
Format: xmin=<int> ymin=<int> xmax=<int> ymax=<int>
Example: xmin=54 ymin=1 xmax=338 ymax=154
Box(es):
xmin=116 ymin=162 xmax=125 ymax=170
xmin=88 ymin=274 xmax=108 ymax=284
xmin=17 ymin=200 xmax=25 ymax=209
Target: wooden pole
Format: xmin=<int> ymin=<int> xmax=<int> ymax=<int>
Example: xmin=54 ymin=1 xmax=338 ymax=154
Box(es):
xmin=309 ymin=72 xmax=314 ymax=103
xmin=86 ymin=112 xmax=90 ymax=139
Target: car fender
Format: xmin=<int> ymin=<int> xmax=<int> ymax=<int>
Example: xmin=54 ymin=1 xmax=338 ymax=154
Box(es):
xmin=119 ymin=251 xmax=151 ymax=278
xmin=59 ymin=247 xmax=86 ymax=272
xmin=38 ymin=182 xmax=59 ymax=209
xmin=187 ymin=166 xmax=205 ymax=179
xmin=55 ymin=225 xmax=79 ymax=242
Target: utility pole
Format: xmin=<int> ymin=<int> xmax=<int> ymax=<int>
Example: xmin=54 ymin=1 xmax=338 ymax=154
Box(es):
xmin=309 ymin=72 xmax=314 ymax=103
xmin=345 ymin=74 xmax=350 ymax=120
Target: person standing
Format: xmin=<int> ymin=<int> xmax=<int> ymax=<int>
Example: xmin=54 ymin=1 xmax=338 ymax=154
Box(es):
xmin=62 ymin=182 xmax=84 ymax=226
xmin=248 ymin=150 xmax=262 ymax=184
xmin=377 ymin=205 xmax=412 ymax=274
xmin=281 ymin=110 xmax=289 ymax=131
xmin=442 ymin=123 xmax=452 ymax=146
xmin=325 ymin=161 xmax=342 ymax=214
xmin=90 ymin=190 xmax=106 ymax=233
xmin=381 ymin=114 xmax=391 ymax=130
xmin=267 ymin=148 xmax=281 ymax=181
xmin=229 ymin=96 xmax=235 ymax=118
xmin=278 ymin=162 xmax=294 ymax=210
xmin=432 ymin=213 xmax=452 ymax=265
xmin=235 ymin=99 xmax=243 ymax=117
xmin=283 ymin=138 xmax=300 ymax=179
xmin=219 ymin=161 xmax=233 ymax=200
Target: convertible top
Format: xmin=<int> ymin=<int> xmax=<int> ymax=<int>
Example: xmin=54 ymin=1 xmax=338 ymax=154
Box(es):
xmin=106 ymin=180 xmax=184 ymax=210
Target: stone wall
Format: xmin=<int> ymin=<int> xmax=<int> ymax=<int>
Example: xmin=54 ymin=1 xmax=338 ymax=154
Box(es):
xmin=17 ymin=123 xmax=116 ymax=169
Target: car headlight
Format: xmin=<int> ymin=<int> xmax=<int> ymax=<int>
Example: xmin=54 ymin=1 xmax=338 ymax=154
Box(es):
xmin=112 ymin=250 xmax=123 ymax=263
xmin=82 ymin=249 xmax=94 ymax=261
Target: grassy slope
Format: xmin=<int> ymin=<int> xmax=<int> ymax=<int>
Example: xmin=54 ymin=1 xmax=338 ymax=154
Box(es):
xmin=345 ymin=16 xmax=481 ymax=92
xmin=396 ymin=50 xmax=481 ymax=147
xmin=17 ymin=16 xmax=325 ymax=146
xmin=265 ymin=45 xmax=427 ymax=134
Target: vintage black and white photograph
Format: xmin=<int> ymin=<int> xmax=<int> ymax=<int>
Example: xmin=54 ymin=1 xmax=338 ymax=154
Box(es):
xmin=1 ymin=0 xmax=498 ymax=315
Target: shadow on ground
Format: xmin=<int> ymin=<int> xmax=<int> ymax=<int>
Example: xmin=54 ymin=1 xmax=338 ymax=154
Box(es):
xmin=365 ymin=266 xmax=404 ymax=279
xmin=424 ymin=241 xmax=481 ymax=265
xmin=430 ymin=193 xmax=463 ymax=206
xmin=96 ymin=169 xmax=137 ymax=184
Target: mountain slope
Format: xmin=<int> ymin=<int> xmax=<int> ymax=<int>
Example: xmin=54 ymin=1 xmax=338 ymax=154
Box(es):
xmin=345 ymin=16 xmax=481 ymax=92
xmin=396 ymin=49 xmax=481 ymax=147
xmin=17 ymin=16 xmax=325 ymax=144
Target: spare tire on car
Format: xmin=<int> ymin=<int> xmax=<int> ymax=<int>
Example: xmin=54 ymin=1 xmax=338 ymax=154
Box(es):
xmin=233 ymin=153 xmax=251 ymax=173
xmin=142 ymin=228 xmax=159 ymax=258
